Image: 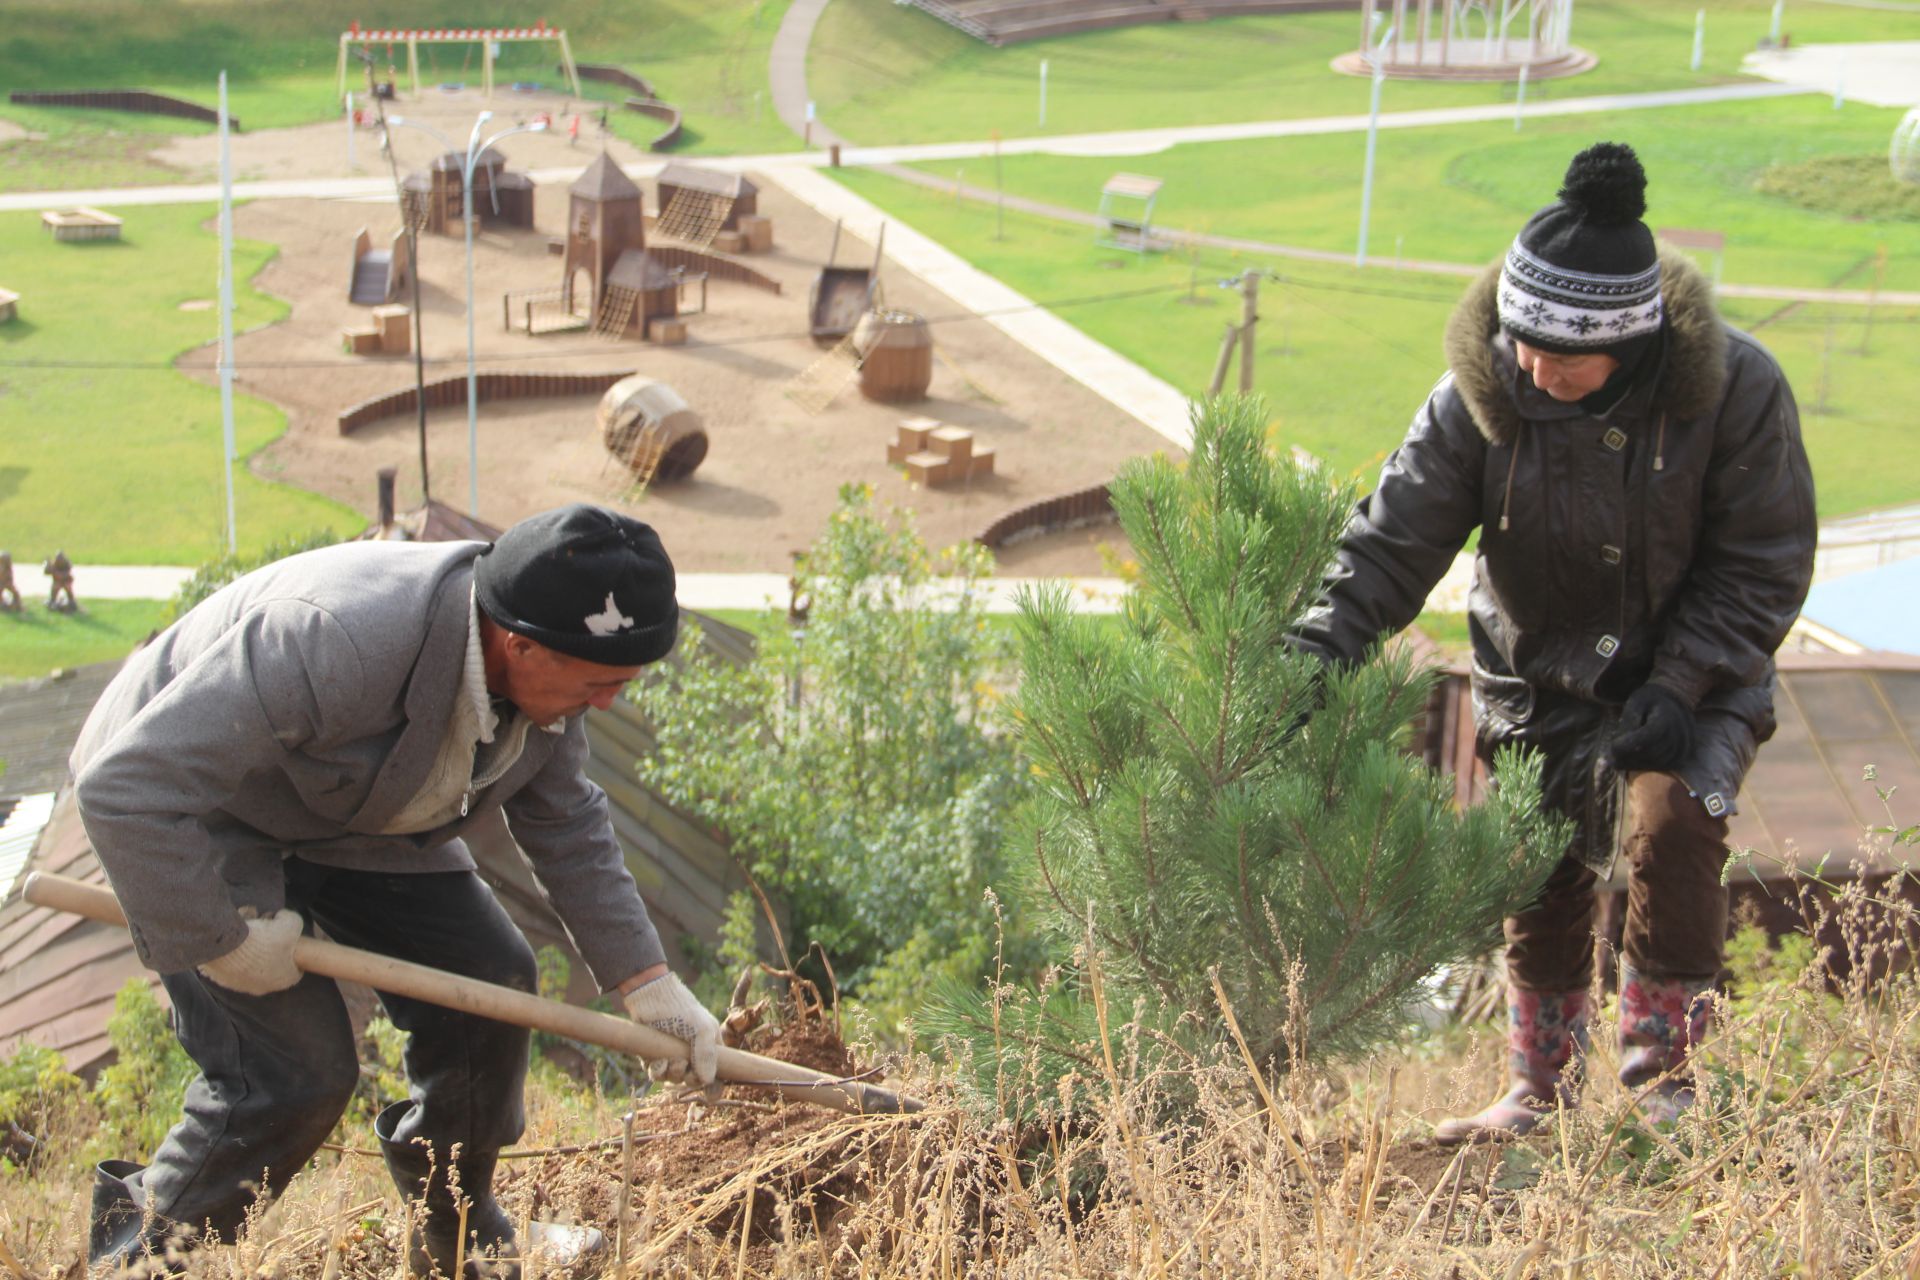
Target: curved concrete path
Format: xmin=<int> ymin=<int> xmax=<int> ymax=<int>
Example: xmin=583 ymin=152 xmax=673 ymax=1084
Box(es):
xmin=769 ymin=0 xmax=848 ymax=149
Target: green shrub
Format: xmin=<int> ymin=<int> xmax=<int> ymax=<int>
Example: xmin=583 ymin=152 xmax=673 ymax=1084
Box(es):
xmin=164 ymin=529 xmax=343 ymax=623
xmin=1754 ymin=154 xmax=1920 ymax=223
xmin=629 ymin=484 xmax=1038 ymax=1033
xmin=87 ymin=980 xmax=196 ymax=1162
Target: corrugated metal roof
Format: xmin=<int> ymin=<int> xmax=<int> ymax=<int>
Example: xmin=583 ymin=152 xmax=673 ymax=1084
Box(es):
xmin=1419 ymin=652 xmax=1920 ymax=880
xmin=1801 ymin=559 xmax=1920 ymax=655
xmin=0 ymin=792 xmax=55 ymax=903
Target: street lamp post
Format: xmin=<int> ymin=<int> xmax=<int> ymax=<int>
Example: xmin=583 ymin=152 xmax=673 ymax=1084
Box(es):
xmin=387 ymin=111 xmax=547 ymax=517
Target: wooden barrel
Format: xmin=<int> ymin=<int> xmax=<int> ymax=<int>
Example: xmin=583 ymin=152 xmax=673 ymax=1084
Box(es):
xmin=597 ymin=375 xmax=708 ymax=481
xmin=854 ymin=310 xmax=933 ymax=404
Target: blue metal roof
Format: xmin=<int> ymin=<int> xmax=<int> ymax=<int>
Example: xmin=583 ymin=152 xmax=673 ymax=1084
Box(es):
xmin=1802 ymin=557 xmax=1920 ymax=655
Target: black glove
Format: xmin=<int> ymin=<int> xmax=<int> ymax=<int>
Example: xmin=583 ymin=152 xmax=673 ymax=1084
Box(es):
xmin=1607 ymin=684 xmax=1695 ymax=773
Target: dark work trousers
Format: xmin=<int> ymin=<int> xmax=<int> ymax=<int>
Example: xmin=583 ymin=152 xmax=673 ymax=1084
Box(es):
xmin=139 ymin=860 xmax=538 ymax=1245
xmin=1505 ymin=770 xmax=1731 ymax=992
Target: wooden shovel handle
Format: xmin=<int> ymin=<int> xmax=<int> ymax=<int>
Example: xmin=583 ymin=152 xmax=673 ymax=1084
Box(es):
xmin=23 ymin=872 xmax=921 ymax=1115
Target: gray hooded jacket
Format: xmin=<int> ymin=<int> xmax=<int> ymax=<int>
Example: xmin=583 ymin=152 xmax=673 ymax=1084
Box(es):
xmin=70 ymin=539 xmax=667 ymax=985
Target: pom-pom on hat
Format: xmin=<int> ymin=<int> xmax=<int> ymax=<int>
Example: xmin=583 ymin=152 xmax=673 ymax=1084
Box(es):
xmin=1497 ymin=142 xmax=1663 ymax=356
xmin=475 ymin=504 xmax=679 ymax=667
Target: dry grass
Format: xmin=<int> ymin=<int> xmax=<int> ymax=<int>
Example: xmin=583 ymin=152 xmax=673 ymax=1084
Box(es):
xmin=5 ymin=873 xmax=1920 ymax=1278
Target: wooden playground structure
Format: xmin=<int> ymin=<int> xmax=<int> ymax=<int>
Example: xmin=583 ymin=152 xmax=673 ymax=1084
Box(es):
xmin=335 ymin=22 xmax=583 ymax=101
xmin=401 ymin=150 xmax=535 ymax=237
xmin=809 ymin=220 xmax=885 ymax=343
xmin=40 ymin=207 xmax=122 ymax=243
xmin=468 ymin=153 xmax=782 ymax=344
xmin=597 ymin=375 xmax=709 ymax=491
xmin=348 ymin=226 xmax=412 ymax=306
xmin=887 ymin=417 xmax=995 ymax=487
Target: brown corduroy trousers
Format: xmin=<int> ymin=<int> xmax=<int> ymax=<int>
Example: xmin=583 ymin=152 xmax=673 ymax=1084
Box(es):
xmin=1505 ymin=770 xmax=1731 ymax=991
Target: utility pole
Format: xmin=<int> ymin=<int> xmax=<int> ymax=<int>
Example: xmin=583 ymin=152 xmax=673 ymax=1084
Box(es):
xmin=1208 ymin=269 xmax=1264 ymax=396
xmin=361 ymin=51 xmax=431 ymax=504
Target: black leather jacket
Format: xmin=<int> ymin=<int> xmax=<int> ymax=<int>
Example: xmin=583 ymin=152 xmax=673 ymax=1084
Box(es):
xmin=1295 ymin=249 xmax=1815 ymax=718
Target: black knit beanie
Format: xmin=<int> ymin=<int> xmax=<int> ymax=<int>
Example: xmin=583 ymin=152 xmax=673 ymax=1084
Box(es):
xmin=475 ymin=505 xmax=678 ymax=666
xmin=1497 ymin=142 xmax=1663 ymax=358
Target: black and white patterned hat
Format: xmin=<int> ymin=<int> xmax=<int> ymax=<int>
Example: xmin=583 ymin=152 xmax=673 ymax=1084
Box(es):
xmin=1497 ymin=142 xmax=1663 ymax=356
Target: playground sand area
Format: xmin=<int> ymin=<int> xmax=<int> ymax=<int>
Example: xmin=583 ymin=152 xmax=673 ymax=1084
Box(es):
xmin=195 ymin=142 xmax=1152 ymax=577
xmin=150 ymin=84 xmax=659 ymax=184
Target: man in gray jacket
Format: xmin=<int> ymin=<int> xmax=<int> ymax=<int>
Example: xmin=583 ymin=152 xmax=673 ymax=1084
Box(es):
xmin=72 ymin=504 xmax=722 ymax=1274
xmin=1292 ymin=143 xmax=1815 ymax=1142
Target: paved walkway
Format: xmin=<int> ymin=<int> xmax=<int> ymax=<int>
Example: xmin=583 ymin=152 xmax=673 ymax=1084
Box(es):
xmin=818 ymin=81 xmax=1820 ymax=167
xmin=1743 ymin=40 xmax=1920 ymax=107
xmin=19 ymin=562 xmax=1131 ymax=612
xmin=768 ymin=0 xmax=848 ymax=149
xmin=11 ymin=564 xmax=193 ymax=603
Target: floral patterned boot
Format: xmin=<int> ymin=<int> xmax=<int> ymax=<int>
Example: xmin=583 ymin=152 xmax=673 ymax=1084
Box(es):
xmin=1617 ymin=965 xmax=1714 ymax=1126
xmin=1435 ymin=986 xmax=1590 ymax=1145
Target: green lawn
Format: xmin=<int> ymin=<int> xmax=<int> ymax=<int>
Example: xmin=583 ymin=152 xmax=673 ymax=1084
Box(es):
xmin=0 ymin=600 xmax=168 ymax=682
xmin=810 ymin=0 xmax=1920 ymax=146
xmin=898 ymin=95 xmax=1920 ymax=292
xmin=0 ymin=0 xmax=800 ymax=187
xmin=828 ymin=166 xmax=1920 ymax=516
xmin=0 ymin=204 xmax=359 ymax=564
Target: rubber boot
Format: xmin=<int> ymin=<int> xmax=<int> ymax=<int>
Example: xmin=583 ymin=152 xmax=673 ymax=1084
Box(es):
xmin=375 ymin=1101 xmax=603 ymax=1280
xmin=88 ymin=1161 xmax=196 ymax=1273
xmin=1617 ymin=965 xmax=1714 ymax=1127
xmin=1435 ymin=986 xmax=1590 ymax=1145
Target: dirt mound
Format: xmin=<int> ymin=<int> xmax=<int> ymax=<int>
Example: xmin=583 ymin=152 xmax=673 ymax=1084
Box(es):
xmin=500 ymin=1005 xmax=937 ymax=1264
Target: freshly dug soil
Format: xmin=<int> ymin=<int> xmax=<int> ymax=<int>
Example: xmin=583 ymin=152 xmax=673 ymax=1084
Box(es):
xmin=500 ymin=1005 xmax=911 ymax=1255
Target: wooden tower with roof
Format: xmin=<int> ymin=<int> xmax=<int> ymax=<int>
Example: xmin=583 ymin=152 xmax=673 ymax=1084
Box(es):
xmin=562 ymin=152 xmax=648 ymax=321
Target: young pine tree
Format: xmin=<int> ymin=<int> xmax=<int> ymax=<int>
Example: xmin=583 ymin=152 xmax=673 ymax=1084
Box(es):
xmin=936 ymin=396 xmax=1565 ymax=1104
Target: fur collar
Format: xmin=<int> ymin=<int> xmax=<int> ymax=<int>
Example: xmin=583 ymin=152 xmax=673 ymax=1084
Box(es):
xmin=1443 ymin=248 xmax=1729 ymax=446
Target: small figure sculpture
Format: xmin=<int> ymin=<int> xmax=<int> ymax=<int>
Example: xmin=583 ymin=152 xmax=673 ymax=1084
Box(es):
xmin=0 ymin=551 xmax=20 ymax=612
xmin=43 ymin=550 xmax=76 ymax=612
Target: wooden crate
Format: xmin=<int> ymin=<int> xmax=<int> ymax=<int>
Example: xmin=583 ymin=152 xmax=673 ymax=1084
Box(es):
xmin=372 ymin=304 xmax=411 ymax=353
xmin=737 ymin=215 xmax=774 ymax=253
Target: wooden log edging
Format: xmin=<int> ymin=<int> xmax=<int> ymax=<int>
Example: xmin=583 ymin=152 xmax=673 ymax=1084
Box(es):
xmin=567 ymin=63 xmax=683 ymax=151
xmin=9 ymin=89 xmax=233 ymax=129
xmin=337 ymin=369 xmax=635 ymax=436
xmin=573 ymin=63 xmax=654 ymax=99
xmin=975 ymin=482 xmax=1116 ymax=550
xmin=622 ymin=97 xmax=683 ymax=151
xmin=645 ymin=246 xmax=782 ymax=295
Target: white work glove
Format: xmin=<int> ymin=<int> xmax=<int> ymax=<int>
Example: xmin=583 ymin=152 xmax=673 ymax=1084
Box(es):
xmin=197 ymin=909 xmax=305 ymax=995
xmin=622 ymin=972 xmax=720 ymax=1086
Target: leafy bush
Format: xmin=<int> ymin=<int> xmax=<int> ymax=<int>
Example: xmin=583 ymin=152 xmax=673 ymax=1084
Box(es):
xmin=629 ymin=484 xmax=1037 ymax=1031
xmin=87 ymin=979 xmax=196 ymax=1163
xmin=1754 ymin=153 xmax=1920 ymax=223
xmin=164 ymin=529 xmax=342 ymax=623
xmin=0 ymin=1041 xmax=83 ymax=1168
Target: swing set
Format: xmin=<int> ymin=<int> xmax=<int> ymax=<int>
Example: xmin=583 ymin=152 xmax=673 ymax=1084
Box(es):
xmin=335 ymin=21 xmax=583 ymax=103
